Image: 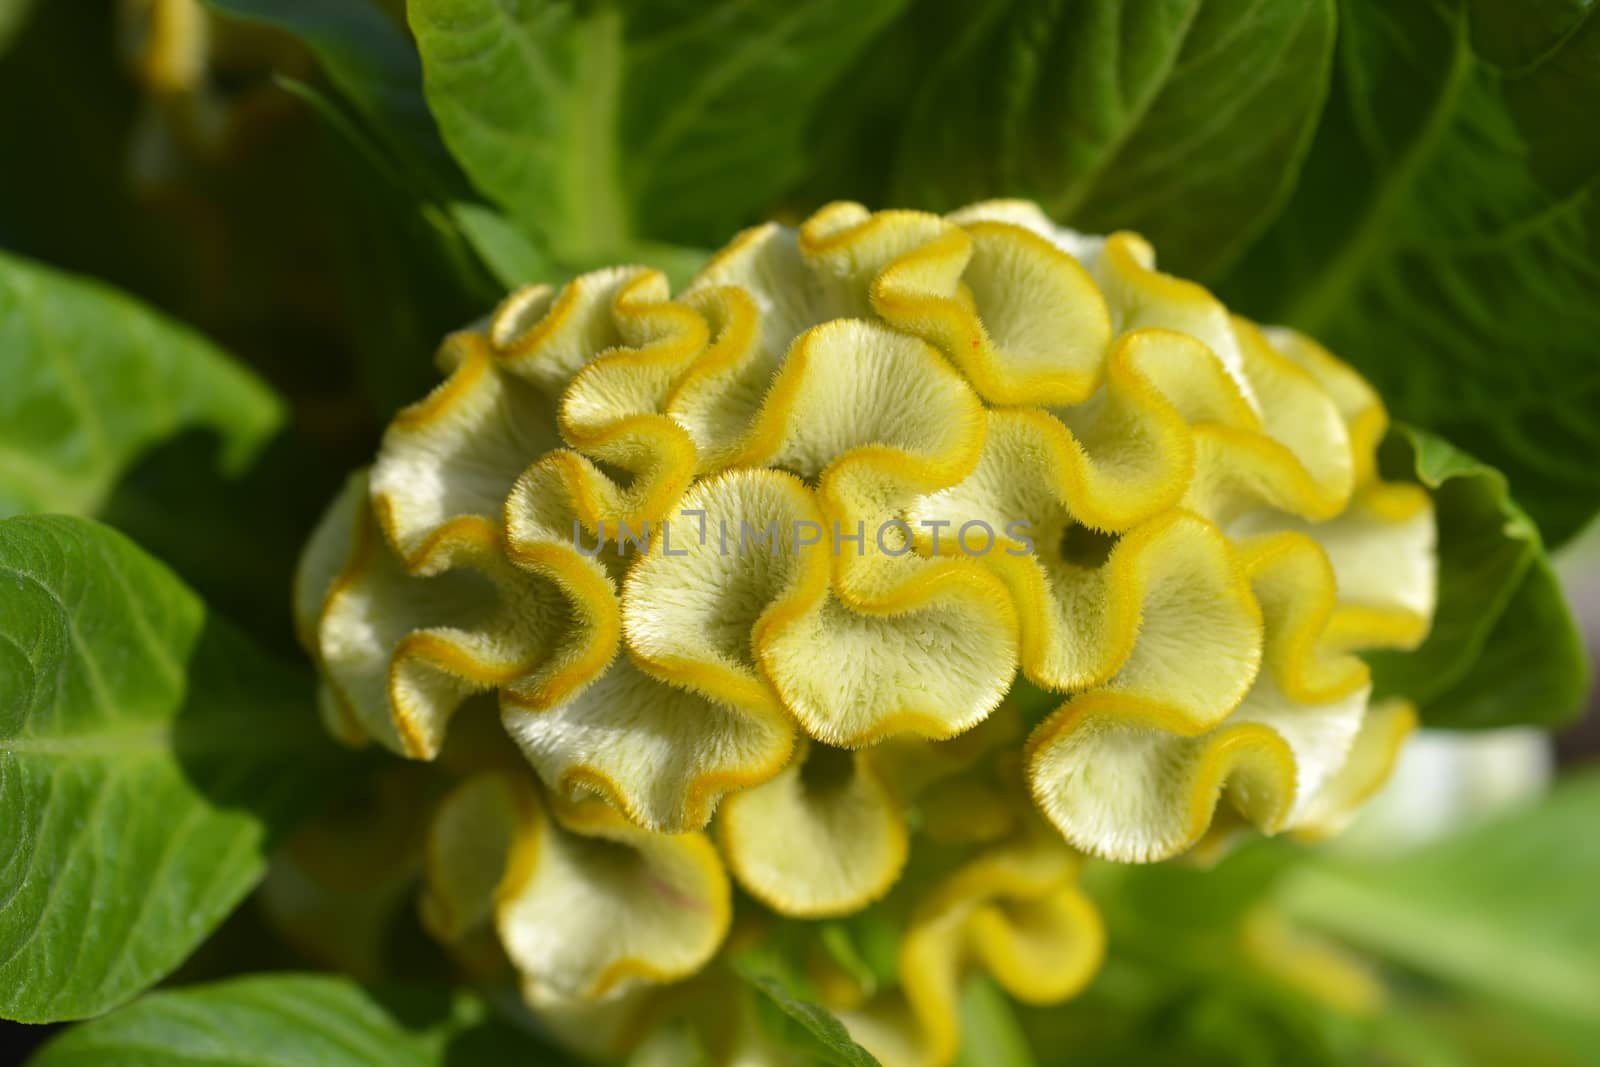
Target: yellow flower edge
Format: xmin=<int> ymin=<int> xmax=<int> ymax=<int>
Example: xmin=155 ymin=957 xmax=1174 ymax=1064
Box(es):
xmin=293 ymin=198 xmax=1440 ymax=1063
xmin=834 ymin=830 xmax=1106 ymax=1067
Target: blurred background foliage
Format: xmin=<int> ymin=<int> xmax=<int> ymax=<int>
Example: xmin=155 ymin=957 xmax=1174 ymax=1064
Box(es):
xmin=1 ymin=0 xmax=1598 ymax=1064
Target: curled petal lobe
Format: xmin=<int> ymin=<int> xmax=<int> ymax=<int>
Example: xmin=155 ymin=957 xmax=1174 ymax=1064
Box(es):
xmin=765 ymin=319 xmax=986 ymax=494
xmin=664 ymin=284 xmax=779 ymax=472
xmin=421 ymin=772 xmax=730 ymax=1008
xmin=838 ymin=837 xmax=1104 ymax=1067
xmin=1182 ymin=326 xmax=1355 ymax=528
xmin=492 ymin=267 xmax=641 ymax=392
xmin=871 ymin=217 xmax=1113 ymax=408
xmin=1026 ymin=693 xmax=1298 ymax=863
xmin=500 ymin=792 xmax=731 ymax=1002
xmin=909 ymin=330 xmax=1204 ymax=553
xmin=301 ymin=471 xmax=575 ymax=759
xmin=294 ymin=471 xmax=373 ymax=748
xmin=498 ymin=452 xmax=624 ymax=710
xmin=797 ymin=203 xmax=950 ymax=295
xmin=1230 ymin=318 xmax=1354 ymax=511
xmin=501 ymin=653 xmax=794 ymax=835
xmin=944 ymin=199 xmax=1108 ymax=268
xmin=718 ymin=740 xmax=909 ymax=918
xmin=1082 ymin=511 xmax=1263 ymax=725
xmin=685 ymin=220 xmax=868 ymax=376
xmin=1228 ymin=672 xmax=1369 ymax=829
xmin=622 ymin=469 xmax=829 ymax=713
xmin=1293 ymin=699 xmax=1418 ymax=840
xmin=419 ymin=771 xmax=521 ymax=948
xmin=1026 ymin=515 xmax=1400 ymax=859
xmin=1315 ymin=484 xmax=1438 ymax=652
xmin=758 ymin=584 xmax=1018 ymax=748
xmin=371 ymin=332 xmax=561 ymax=575
xmin=554 ymin=270 xmax=703 ymax=532
xmin=1094 ymin=232 xmax=1253 ymax=404
xmin=1267 ymin=326 xmax=1389 ymax=488
xmin=294 ymin=469 xmax=366 ymax=656
xmin=1238 ymin=532 xmax=1369 ymax=704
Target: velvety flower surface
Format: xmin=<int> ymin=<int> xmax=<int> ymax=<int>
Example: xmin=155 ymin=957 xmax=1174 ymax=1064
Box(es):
xmin=295 ymin=199 xmax=1436 ymax=1066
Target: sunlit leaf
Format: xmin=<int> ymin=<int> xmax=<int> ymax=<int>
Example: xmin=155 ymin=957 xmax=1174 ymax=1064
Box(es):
xmin=408 ymin=0 xmax=904 ymax=259
xmin=1369 ymin=427 xmax=1589 ymax=728
xmin=830 ymin=0 xmax=1336 ymax=279
xmin=27 ymin=974 xmax=564 ymax=1066
xmin=735 ymin=953 xmax=883 ymax=1067
xmin=0 ymin=252 xmax=282 ymax=518
xmin=0 ymin=517 xmax=350 ymax=1022
xmin=952 ymin=976 xmax=1036 ymax=1067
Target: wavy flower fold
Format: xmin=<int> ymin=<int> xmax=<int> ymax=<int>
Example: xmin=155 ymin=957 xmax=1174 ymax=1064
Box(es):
xmin=295 ymin=199 xmax=1436 ymax=1065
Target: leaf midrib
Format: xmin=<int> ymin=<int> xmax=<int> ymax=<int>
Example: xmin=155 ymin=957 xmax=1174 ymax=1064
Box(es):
xmin=0 ymin=726 xmax=173 ymax=757
xmin=631 ymin=0 xmax=818 ymax=181
xmin=563 ymin=8 xmax=628 ymax=255
xmin=0 ymin=716 xmax=323 ymax=758
xmin=1044 ymin=0 xmax=1206 ymax=219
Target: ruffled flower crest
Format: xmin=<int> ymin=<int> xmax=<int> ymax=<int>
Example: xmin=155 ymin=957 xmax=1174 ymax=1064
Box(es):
xmin=295 ymin=197 xmax=1437 ymax=1065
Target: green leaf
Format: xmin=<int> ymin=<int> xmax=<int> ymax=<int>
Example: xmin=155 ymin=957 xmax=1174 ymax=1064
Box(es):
xmin=275 ymin=72 xmax=417 ymax=194
xmin=203 ymin=0 xmax=460 ymax=193
xmin=818 ymin=922 xmax=883 ymax=1000
xmin=1407 ymin=992 xmax=1600 ymax=1067
xmin=1279 ymin=770 xmax=1600 ymax=1030
xmin=1015 ymin=952 xmax=1379 ymax=1067
xmin=0 ymin=0 xmax=35 ymax=55
xmin=408 ymin=0 xmax=905 ymax=260
xmin=615 ymin=0 xmax=905 ymax=245
xmin=1470 ymin=0 xmax=1600 ymax=196
xmin=449 ymin=203 xmax=556 ymax=291
xmin=450 ymin=202 xmax=710 ymax=293
xmin=625 ymin=1021 xmax=712 ymax=1067
xmin=1084 ymin=839 xmax=1300 ymax=939
xmin=876 ymin=0 xmax=1336 ymax=278
xmin=0 ymin=516 xmax=353 ymax=1022
xmin=734 ymin=954 xmax=883 ymax=1067
xmin=205 ymin=3 xmax=555 ymax=324
xmin=273 ymin=73 xmax=505 ymax=414
xmin=0 ymin=251 xmax=282 ymax=518
xmin=1038 ymin=842 xmax=1415 ymax=1065
xmin=1366 ymin=426 xmax=1589 ymax=728
xmin=1221 ymin=0 xmax=1600 ymax=546
xmin=28 ymin=974 xmax=560 ymax=1066
xmin=951 ymin=976 xmax=1036 ymax=1067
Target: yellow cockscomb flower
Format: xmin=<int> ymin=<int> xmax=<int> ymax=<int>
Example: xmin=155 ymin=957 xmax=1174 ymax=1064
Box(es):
xmin=294 ymin=199 xmax=1436 ymax=1066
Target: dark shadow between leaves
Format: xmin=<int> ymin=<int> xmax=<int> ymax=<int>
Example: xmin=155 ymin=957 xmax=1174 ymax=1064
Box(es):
xmin=171 ymin=599 xmax=370 ymax=856
xmin=101 ymin=426 xmax=371 ymax=658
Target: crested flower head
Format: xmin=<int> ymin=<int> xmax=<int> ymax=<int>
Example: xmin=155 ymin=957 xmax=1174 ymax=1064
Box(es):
xmin=295 ymin=199 xmax=1437 ymax=1066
